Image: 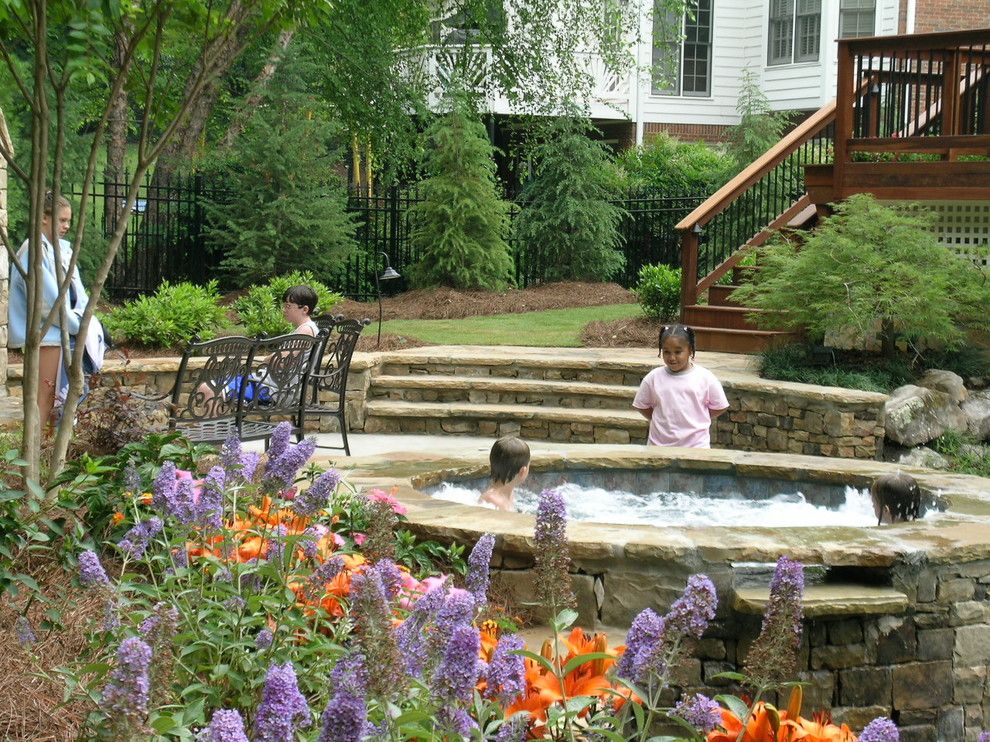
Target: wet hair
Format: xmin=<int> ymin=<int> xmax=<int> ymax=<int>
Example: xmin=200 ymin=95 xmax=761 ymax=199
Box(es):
xmin=282 ymin=285 xmax=318 ymax=316
xmin=490 ymin=436 xmax=530 ymax=485
xmin=43 ymin=190 xmax=71 ymax=216
xmin=870 ymin=472 xmax=922 ymax=525
xmin=658 ymin=323 xmax=696 ymax=358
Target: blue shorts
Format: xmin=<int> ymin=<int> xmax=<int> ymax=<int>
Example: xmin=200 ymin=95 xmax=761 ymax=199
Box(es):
xmin=225 ymin=375 xmax=273 ymax=405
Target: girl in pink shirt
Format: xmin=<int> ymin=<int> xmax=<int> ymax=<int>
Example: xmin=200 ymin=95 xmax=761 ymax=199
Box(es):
xmin=633 ymin=324 xmax=729 ymax=448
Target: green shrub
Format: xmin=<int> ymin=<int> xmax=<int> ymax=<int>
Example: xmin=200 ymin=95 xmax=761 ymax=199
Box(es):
xmin=408 ymin=98 xmax=514 ymax=290
xmin=932 ymin=430 xmax=990 ymax=478
xmin=732 ymin=194 xmax=990 ymax=357
xmin=514 ymin=119 xmax=626 ymax=282
xmin=233 ymin=272 xmax=343 ymax=336
xmin=759 ymin=343 xmax=914 ymax=393
xmin=635 ymin=263 xmax=681 ymax=320
xmin=616 ymin=132 xmax=734 ymax=194
xmin=103 ymin=280 xmax=228 ymax=348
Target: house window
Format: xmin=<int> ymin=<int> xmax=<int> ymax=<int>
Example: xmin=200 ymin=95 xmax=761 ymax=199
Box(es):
xmin=768 ymin=0 xmax=821 ymax=66
xmin=652 ymin=0 xmax=713 ymax=96
xmin=839 ymin=0 xmax=876 ymax=38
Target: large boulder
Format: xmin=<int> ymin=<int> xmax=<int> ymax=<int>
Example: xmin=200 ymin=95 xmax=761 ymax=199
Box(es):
xmin=884 ymin=384 xmax=968 ymax=447
xmin=917 ymin=369 xmax=968 ymax=404
xmin=897 ymin=446 xmax=949 ymax=470
xmin=961 ymin=390 xmax=990 ymax=442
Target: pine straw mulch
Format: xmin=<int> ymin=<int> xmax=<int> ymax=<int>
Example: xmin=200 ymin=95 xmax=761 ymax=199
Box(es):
xmin=1 ymin=557 xmax=104 ymax=742
xmin=581 ymin=315 xmax=662 ymax=350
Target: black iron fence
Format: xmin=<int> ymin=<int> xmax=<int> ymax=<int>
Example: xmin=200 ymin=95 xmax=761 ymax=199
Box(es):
xmin=71 ymin=173 xmax=705 ymax=301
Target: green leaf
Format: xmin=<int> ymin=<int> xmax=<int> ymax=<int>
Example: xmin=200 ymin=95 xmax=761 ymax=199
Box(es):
xmin=710 ymin=670 xmax=747 ymax=682
xmin=150 ymin=713 xmax=177 ymax=733
xmin=715 ymin=694 xmax=749 ymax=721
xmin=552 ymin=608 xmax=579 ymax=632
xmin=517 ymin=648 xmax=556 ymax=675
xmin=561 ymin=651 xmax=615 ymax=676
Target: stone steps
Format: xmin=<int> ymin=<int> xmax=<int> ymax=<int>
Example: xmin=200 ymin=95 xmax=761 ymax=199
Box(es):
xmin=363 ymin=400 xmax=648 ymax=444
xmin=368 ymin=374 xmax=638 ymax=409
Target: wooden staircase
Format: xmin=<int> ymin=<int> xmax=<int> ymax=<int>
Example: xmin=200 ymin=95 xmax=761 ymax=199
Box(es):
xmin=675 ymin=28 xmax=990 ymax=353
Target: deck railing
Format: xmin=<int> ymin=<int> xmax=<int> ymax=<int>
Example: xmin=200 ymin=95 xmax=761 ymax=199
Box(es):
xmin=674 ymin=105 xmax=835 ymax=307
xmin=837 ymin=28 xmax=990 ymax=164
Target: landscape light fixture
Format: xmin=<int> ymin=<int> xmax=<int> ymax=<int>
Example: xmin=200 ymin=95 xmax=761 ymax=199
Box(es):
xmin=375 ymin=252 xmax=400 ymax=348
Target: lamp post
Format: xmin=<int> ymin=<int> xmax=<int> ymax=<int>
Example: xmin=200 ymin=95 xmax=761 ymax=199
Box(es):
xmin=375 ymin=252 xmax=400 ymax=348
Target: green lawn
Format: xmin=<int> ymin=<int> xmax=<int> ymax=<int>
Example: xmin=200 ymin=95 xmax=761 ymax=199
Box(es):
xmin=380 ymin=303 xmax=643 ymax=346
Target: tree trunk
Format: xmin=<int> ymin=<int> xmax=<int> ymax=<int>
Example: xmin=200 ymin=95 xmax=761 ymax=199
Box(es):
xmin=222 ymin=28 xmax=295 ymax=148
xmin=105 ymin=25 xmax=132 ymax=230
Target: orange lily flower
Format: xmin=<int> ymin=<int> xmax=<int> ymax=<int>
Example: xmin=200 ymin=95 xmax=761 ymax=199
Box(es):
xmin=708 ymin=702 xmax=783 ymax=742
xmin=782 ymin=717 xmax=857 ymax=742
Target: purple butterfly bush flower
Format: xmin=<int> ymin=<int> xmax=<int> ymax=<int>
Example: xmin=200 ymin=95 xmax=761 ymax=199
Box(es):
xmin=123 ymin=462 xmax=142 ymax=494
xmin=158 ymin=477 xmax=198 ymax=525
xmin=224 ymin=596 xmax=246 ymax=611
xmin=859 ymin=717 xmax=900 ymax=742
xmin=292 ymin=469 xmax=341 ymax=517
xmin=266 ymin=525 xmax=289 ymax=566
xmin=152 ymin=461 xmax=177 ymax=511
xmin=616 ymin=607 xmax=664 ymax=684
xmin=496 ymin=713 xmax=530 ymax=742
xmin=221 ymin=434 xmax=259 ymax=484
xmin=103 ymin=597 xmax=121 ymax=632
xmin=978 ymin=732 xmax=990 ymax=742
xmin=395 ymin=585 xmax=448 ymax=677
xmin=197 ymin=466 xmax=225 ymax=530
xmin=673 ymin=693 xmax=722 ymax=734
xmin=318 ymin=654 xmax=369 ymax=742
xmin=117 ymin=516 xmax=164 ymax=559
xmin=139 ymin=602 xmax=179 ymax=644
xmin=466 ymin=533 xmax=496 ymax=608
xmin=256 ymin=628 xmax=274 ymax=650
xmin=371 ymin=559 xmax=403 ymax=599
xmin=79 ymin=550 xmax=111 ymax=587
xmin=484 ymin=633 xmax=526 ymax=705
xmin=15 ymin=615 xmax=36 ymax=646
xmin=438 ymin=707 xmax=477 ymax=737
xmin=198 ymin=708 xmax=249 ymax=742
xmin=262 ymin=438 xmax=317 ymax=495
xmin=100 ymin=637 xmax=152 ymax=727
xmin=254 ymin=661 xmax=311 ymax=742
xmin=317 ymin=690 xmax=367 ymax=742
xmin=745 ymin=555 xmax=805 ymax=685
xmin=432 ymin=623 xmax=483 ymax=704
xmin=534 ymin=488 xmax=575 ymax=612
xmin=664 ymin=574 xmax=717 ymax=640
xmin=307 ymin=556 xmax=345 ymax=595
xmin=266 ymin=422 xmax=292 ymax=462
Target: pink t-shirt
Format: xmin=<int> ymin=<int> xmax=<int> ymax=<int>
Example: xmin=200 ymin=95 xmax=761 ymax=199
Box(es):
xmin=632 ymin=364 xmax=729 ymax=447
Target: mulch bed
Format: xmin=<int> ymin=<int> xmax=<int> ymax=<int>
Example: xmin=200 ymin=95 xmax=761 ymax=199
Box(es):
xmin=581 ymin=315 xmax=661 ymax=349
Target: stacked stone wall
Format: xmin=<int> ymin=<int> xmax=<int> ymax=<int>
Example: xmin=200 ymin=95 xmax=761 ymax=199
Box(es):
xmin=484 ymin=546 xmax=990 ymax=741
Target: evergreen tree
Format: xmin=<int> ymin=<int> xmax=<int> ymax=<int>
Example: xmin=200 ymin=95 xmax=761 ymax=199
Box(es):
xmin=408 ymin=100 xmax=514 ymax=290
xmin=515 ymin=119 xmax=626 ymax=282
xmin=203 ymin=46 xmax=356 ymax=287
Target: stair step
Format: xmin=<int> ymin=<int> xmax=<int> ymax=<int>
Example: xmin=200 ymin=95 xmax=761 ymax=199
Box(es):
xmin=363 ymin=400 xmax=649 ymax=443
xmin=707 ymin=284 xmax=745 ymax=307
xmin=731 ymin=265 xmax=760 ymax=284
xmin=683 ymin=304 xmax=769 ymax=331
xmin=370 ymin=374 xmax=637 ymax=408
xmin=692 ymin=327 xmax=797 ymax=354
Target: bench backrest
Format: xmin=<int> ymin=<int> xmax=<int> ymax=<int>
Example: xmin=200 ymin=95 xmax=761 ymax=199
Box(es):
xmin=310 ymin=318 xmax=367 ymax=403
xmin=170 ymin=335 xmax=257 ymax=424
xmin=241 ymin=331 xmax=324 ymax=419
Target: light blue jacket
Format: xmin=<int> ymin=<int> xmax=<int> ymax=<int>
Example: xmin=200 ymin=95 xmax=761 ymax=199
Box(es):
xmin=7 ymin=235 xmax=88 ymax=348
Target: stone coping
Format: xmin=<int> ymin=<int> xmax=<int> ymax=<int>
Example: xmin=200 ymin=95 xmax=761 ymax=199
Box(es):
xmin=733 ymin=585 xmax=910 ymax=617
xmin=332 ymin=446 xmax=990 ymax=568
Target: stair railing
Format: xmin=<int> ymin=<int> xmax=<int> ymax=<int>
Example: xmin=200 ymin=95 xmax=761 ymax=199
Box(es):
xmin=675 ymin=103 xmax=835 ymax=308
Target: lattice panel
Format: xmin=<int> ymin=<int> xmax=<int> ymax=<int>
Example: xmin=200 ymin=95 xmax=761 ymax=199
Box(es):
xmin=922 ymin=201 xmax=990 ymax=268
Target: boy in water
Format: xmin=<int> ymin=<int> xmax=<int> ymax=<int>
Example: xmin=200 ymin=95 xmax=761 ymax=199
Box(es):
xmin=870 ymin=472 xmax=922 ymax=525
xmin=480 ymin=436 xmax=530 ymax=511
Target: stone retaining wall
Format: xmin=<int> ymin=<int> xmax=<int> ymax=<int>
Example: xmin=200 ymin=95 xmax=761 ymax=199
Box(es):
xmin=717 ymin=379 xmax=887 ymax=459
xmin=485 ymin=549 xmax=990 ymax=742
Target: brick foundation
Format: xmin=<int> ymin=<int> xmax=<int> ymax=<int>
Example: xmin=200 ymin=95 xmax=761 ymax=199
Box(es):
xmin=643 ymin=121 xmax=731 ymax=145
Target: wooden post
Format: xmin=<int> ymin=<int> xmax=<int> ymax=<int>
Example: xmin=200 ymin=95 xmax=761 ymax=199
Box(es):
xmin=942 ymin=48 xmax=963 ymax=159
xmin=834 ymin=40 xmax=854 ymax=192
xmin=679 ymin=229 xmax=699 ymax=316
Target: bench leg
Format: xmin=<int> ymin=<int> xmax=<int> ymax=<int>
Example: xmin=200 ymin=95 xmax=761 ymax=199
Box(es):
xmin=340 ymin=413 xmax=350 ymax=456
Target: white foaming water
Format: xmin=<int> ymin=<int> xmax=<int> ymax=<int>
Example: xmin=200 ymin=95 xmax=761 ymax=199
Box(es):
xmin=430 ymin=481 xmax=887 ymax=528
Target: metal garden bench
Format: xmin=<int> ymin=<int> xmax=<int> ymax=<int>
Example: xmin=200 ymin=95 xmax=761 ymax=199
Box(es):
xmin=142 ymin=332 xmax=324 ymax=445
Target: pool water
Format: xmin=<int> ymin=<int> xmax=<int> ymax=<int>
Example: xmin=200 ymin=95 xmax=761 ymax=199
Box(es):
xmin=430 ymin=480 xmax=921 ymax=528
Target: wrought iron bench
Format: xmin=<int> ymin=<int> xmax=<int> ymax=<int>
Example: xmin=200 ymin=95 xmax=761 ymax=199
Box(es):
xmin=300 ymin=316 xmax=370 ymax=455
xmin=142 ymin=332 xmax=324 ymax=444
